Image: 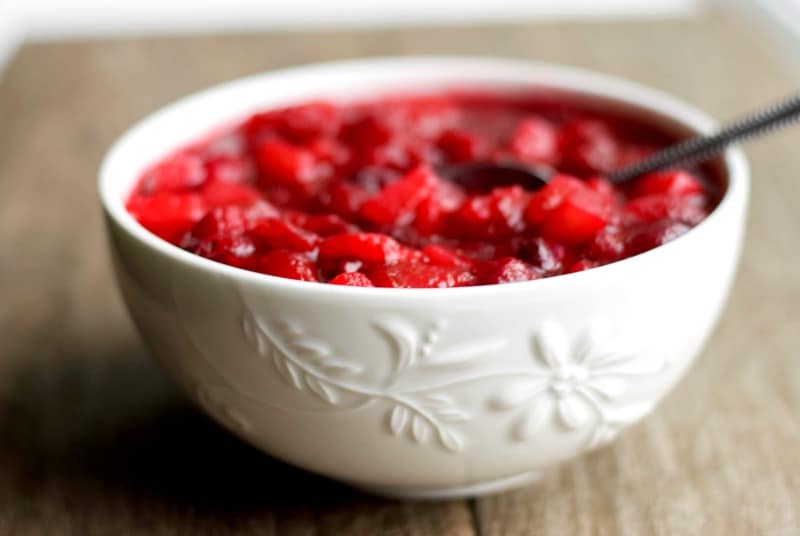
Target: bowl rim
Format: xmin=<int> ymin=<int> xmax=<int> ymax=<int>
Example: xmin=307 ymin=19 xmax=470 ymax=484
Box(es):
xmin=99 ymin=55 xmax=749 ymax=300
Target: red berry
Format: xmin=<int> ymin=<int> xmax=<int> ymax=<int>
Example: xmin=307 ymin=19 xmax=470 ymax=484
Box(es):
xmin=329 ymin=272 xmax=374 ymax=287
xmin=368 ymin=264 xmax=476 ymax=288
xmin=258 ymin=250 xmax=318 ymax=281
xmin=524 ymin=174 xmax=584 ymax=227
xmin=322 ymin=181 xmax=370 ymax=218
xmin=359 ymin=166 xmax=439 ymax=227
xmin=588 ymin=226 xmax=627 ymax=262
xmin=256 ymin=138 xmax=320 ymax=190
xmin=452 ymin=186 xmax=528 ymax=239
xmin=287 ymin=213 xmax=358 ymax=236
xmin=559 ymin=119 xmax=619 ymax=176
xmin=516 ymin=237 xmax=571 ymax=274
xmin=191 ymin=235 xmax=258 ymax=269
xmin=438 ymin=129 xmax=485 ymax=162
xmin=632 ymin=170 xmax=705 ymax=198
xmin=491 ymin=186 xmax=528 ymax=235
xmin=201 ymin=180 xmax=262 ymax=207
xmin=127 ymin=192 xmax=208 ymax=243
xmin=250 ymin=218 xmax=320 ymax=252
xmin=625 ymin=220 xmax=691 ymax=256
xmin=140 ymin=153 xmax=206 ymax=194
xmin=567 ymin=258 xmax=600 ymax=273
xmin=624 ymin=194 xmax=707 ymax=225
xmin=275 ymin=102 xmax=340 ymax=143
xmin=509 ymin=117 xmax=558 ymax=165
xmin=185 ymin=206 xmax=251 ymax=243
xmin=318 ymin=233 xmax=412 ymax=265
xmin=479 ymin=257 xmax=536 ymax=284
xmin=422 ymin=245 xmax=474 ymax=270
xmin=204 ymin=154 xmax=253 ymax=184
xmin=541 ymin=187 xmax=611 ymax=246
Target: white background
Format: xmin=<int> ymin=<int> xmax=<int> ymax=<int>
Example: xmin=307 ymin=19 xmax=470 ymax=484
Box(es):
xmin=1 ymin=0 xmax=799 ymax=72
xmin=0 ymin=0 xmax=699 ymax=70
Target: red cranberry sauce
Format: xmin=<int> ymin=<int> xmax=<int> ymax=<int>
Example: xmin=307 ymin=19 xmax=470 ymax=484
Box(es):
xmin=126 ymin=92 xmax=716 ymax=288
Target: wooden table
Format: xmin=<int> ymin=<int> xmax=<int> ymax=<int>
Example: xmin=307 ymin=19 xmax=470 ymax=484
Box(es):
xmin=1 ymin=12 xmax=799 ymax=535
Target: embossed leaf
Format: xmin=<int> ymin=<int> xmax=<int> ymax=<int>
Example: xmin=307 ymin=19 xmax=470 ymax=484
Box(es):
xmin=535 ymin=321 xmax=571 ymax=370
xmin=276 ymin=319 xmax=301 ymax=336
xmin=512 ymin=396 xmax=552 ymax=440
xmin=304 ymin=374 xmax=338 ymax=404
xmin=288 ymin=339 xmax=331 ymax=358
xmin=435 ymin=407 xmax=471 ymax=422
xmin=438 ymin=427 xmax=465 ymax=452
xmin=373 ymin=317 xmax=419 ymax=375
xmin=284 ymin=360 xmax=303 ymax=389
xmin=223 ymin=407 xmax=252 ymax=433
xmin=585 ymin=377 xmax=627 ymax=399
xmin=411 ymin=415 xmax=431 ymax=443
xmin=557 ymin=396 xmax=593 ymax=429
xmin=572 ymin=318 xmax=612 ymax=363
xmin=318 ymin=359 xmax=363 ymax=376
xmin=242 ymin=314 xmax=270 ymax=355
xmin=389 ymin=405 xmax=410 ymax=435
xmin=271 ymin=351 xmax=304 ymax=389
xmin=490 ymin=379 xmax=545 ymax=410
xmin=422 ymin=339 xmax=506 ymax=368
xmin=423 ymin=393 xmax=455 ymax=408
xmin=585 ymin=351 xmax=665 ymax=375
xmin=242 ymin=313 xmax=256 ymax=342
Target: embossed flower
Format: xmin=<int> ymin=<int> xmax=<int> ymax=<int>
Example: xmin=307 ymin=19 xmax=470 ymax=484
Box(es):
xmin=491 ymin=320 xmax=665 ymax=441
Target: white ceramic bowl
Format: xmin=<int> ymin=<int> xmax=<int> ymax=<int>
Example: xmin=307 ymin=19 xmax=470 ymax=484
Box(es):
xmin=99 ymin=57 xmax=748 ymax=499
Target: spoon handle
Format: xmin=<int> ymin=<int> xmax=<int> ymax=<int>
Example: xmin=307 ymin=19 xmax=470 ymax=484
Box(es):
xmin=608 ymin=93 xmax=800 ymax=183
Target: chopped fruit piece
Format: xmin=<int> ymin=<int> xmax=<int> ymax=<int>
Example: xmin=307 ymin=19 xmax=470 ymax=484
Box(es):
xmin=632 ymin=170 xmax=705 ymax=198
xmin=452 ymin=186 xmax=528 ymax=239
xmin=256 ymin=139 xmax=320 ymax=190
xmin=624 ymin=194 xmax=707 ymax=225
xmin=287 ymin=213 xmax=358 ymax=236
xmin=359 ymin=166 xmax=439 ymax=227
xmin=422 ymin=245 xmax=474 ymax=270
xmin=322 ymin=181 xmax=370 ymax=218
xmin=541 ymin=187 xmax=612 ymax=245
xmin=191 ymin=235 xmax=258 ymax=269
xmin=625 ymin=221 xmax=691 ymax=255
xmin=184 ymin=206 xmax=251 ymax=244
xmin=438 ymin=129 xmax=485 ymax=162
xmin=127 ymin=90 xmax=715 ymax=287
xmin=329 ymin=272 xmax=374 ymax=286
xmin=588 ymin=226 xmax=627 ymax=262
xmin=204 ymin=154 xmax=253 ymax=184
xmin=258 ymin=250 xmax=318 ymax=281
xmin=368 ymin=264 xmax=476 ymax=288
xmin=318 ymin=233 xmax=411 ymax=265
xmin=201 ymin=180 xmax=262 ymax=207
xmin=140 ymin=153 xmax=206 ymax=194
xmin=509 ymin=117 xmax=558 ymax=165
xmin=516 ymin=237 xmax=570 ymax=274
xmin=524 ymin=174 xmax=584 ymax=227
xmin=126 ymin=192 xmax=207 ymax=243
xmin=567 ymin=258 xmax=600 ymax=273
xmin=250 ymin=218 xmax=320 ymax=251
xmin=479 ymin=257 xmax=536 ymax=284
xmin=559 ymin=119 xmax=619 ymax=176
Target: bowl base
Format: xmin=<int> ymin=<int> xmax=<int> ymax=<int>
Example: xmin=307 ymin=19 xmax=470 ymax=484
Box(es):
xmin=354 ymin=469 xmax=544 ymax=500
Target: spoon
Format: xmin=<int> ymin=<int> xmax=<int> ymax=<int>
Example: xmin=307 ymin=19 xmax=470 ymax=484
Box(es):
xmin=439 ymin=93 xmax=800 ymax=191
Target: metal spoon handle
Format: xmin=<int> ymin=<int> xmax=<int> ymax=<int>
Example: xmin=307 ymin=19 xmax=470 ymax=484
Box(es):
xmin=608 ymin=93 xmax=800 ymax=183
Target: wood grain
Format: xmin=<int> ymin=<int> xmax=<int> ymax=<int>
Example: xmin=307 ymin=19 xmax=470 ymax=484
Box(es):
xmin=1 ymin=13 xmax=799 ymax=535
